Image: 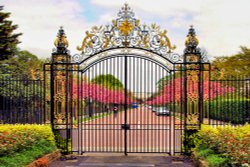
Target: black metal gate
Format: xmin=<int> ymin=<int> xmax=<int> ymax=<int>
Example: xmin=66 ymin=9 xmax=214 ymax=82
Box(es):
xmin=68 ymin=54 xmax=186 ymax=154
xmin=0 ymin=3 xmax=249 ymax=156
xmin=47 ymin=4 xmax=211 ymax=155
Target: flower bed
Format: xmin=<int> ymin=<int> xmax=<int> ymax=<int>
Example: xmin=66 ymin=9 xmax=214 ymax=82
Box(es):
xmin=193 ymin=124 xmax=250 ymax=167
xmin=0 ymin=124 xmax=57 ymax=167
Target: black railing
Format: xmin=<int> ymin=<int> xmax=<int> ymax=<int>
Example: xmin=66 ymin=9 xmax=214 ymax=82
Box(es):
xmin=0 ymin=74 xmax=45 ymax=124
xmin=204 ymin=77 xmax=250 ymax=125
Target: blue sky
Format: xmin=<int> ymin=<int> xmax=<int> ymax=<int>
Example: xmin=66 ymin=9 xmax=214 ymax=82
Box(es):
xmin=3 ymin=0 xmax=250 ymax=59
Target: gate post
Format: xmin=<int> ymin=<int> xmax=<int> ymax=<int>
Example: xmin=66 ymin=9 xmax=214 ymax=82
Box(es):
xmin=183 ymin=26 xmax=202 ymax=154
xmin=51 ymin=27 xmax=71 ymax=154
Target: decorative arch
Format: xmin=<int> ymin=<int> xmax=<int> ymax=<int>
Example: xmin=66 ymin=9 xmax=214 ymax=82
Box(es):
xmin=73 ymin=3 xmax=180 ymax=63
xmin=74 ymin=48 xmax=181 ymax=72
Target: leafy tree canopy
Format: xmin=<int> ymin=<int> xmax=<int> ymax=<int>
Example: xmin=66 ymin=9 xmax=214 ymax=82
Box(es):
xmin=91 ymin=74 xmax=124 ymax=90
xmin=0 ymin=50 xmax=44 ymax=78
xmin=0 ymin=6 xmax=22 ymax=60
xmin=212 ymin=46 xmax=250 ymax=79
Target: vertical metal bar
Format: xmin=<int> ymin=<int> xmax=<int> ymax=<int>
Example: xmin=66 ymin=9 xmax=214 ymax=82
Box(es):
xmin=94 ymin=62 xmax=97 ymax=152
xmin=70 ymin=64 xmax=73 ymax=154
xmin=43 ymin=65 xmax=46 ymax=124
xmin=76 ymin=64 xmax=80 ymax=154
xmin=101 ymin=60 xmax=106 ymax=151
xmin=246 ymin=77 xmax=249 ymax=124
xmin=198 ymin=62 xmax=202 ymax=129
xmin=128 ymin=57 xmax=131 ymax=153
xmin=136 ymin=57 xmax=138 ymax=153
xmin=144 ymin=58 xmax=147 ymax=153
xmin=26 ymin=76 xmax=29 ymax=123
xmin=173 ymin=66 xmax=176 ymax=154
xmin=147 ymin=59 xmax=149 ymax=153
xmin=208 ymin=64 xmax=211 ymax=125
xmin=79 ymin=67 xmax=82 ymax=155
xmin=139 ymin=58 xmax=142 ymax=153
xmin=88 ymin=68 xmax=92 ymax=151
xmin=32 ymin=76 xmax=35 ymax=123
xmin=133 ymin=56 xmax=136 ymax=153
xmin=154 ymin=63 xmax=157 ymax=152
xmin=65 ymin=63 xmax=69 ymax=153
xmin=117 ymin=57 xmax=121 ymax=152
xmin=179 ymin=64 xmax=183 ymax=153
xmin=124 ymin=54 xmax=128 ymax=155
xmin=183 ymin=59 xmax=188 ymax=154
xmin=50 ymin=63 xmax=55 ymax=133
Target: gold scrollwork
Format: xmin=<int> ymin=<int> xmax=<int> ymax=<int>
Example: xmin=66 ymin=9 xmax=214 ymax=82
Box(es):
xmin=77 ymin=3 xmax=176 ymax=58
xmin=77 ymin=31 xmax=95 ymax=51
xmin=187 ymin=70 xmax=199 ymax=82
xmin=158 ymin=30 xmax=176 ymax=50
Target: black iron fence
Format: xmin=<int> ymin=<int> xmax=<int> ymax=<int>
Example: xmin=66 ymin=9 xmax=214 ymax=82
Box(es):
xmin=0 ymin=74 xmax=45 ymax=124
xmin=204 ymin=77 xmax=250 ymax=125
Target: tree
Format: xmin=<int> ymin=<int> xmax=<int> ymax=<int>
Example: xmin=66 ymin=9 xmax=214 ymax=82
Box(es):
xmin=212 ymin=46 xmax=250 ymax=79
xmin=156 ymin=73 xmax=182 ymax=91
xmin=147 ymin=77 xmax=235 ymax=105
xmin=0 ymin=50 xmax=43 ymax=78
xmin=0 ymin=6 xmax=22 ymax=60
xmin=91 ymin=74 xmax=124 ymax=90
xmin=72 ymin=82 xmax=133 ymax=104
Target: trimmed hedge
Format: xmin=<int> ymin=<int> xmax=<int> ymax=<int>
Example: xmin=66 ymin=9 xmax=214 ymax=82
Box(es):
xmin=205 ymin=99 xmax=249 ymax=124
xmin=193 ymin=125 xmax=250 ymax=167
xmin=0 ymin=124 xmax=56 ymax=166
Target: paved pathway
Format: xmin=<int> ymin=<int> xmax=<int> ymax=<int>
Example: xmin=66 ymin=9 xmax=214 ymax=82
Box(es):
xmin=72 ymin=106 xmax=183 ymax=153
xmin=49 ymin=154 xmax=195 ymax=167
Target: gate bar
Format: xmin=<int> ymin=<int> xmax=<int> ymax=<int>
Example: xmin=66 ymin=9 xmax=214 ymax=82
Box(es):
xmin=124 ymin=55 xmax=128 ymax=155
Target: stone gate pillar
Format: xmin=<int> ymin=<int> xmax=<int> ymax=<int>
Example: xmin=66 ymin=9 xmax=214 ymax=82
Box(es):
xmin=183 ymin=25 xmax=203 ymax=129
xmin=51 ymin=27 xmax=71 ymax=153
xmin=183 ymin=25 xmax=203 ymax=154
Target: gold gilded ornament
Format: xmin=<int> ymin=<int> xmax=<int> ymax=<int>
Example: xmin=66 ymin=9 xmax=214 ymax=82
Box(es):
xmin=119 ymin=19 xmax=133 ymax=36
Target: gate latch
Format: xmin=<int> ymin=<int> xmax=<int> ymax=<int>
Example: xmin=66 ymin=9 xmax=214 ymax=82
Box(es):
xmin=121 ymin=124 xmax=130 ymax=130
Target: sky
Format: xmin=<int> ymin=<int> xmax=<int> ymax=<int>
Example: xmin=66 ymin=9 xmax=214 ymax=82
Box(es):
xmin=2 ymin=0 xmax=250 ymax=60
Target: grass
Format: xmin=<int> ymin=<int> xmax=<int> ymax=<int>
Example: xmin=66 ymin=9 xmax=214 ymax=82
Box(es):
xmin=206 ymin=154 xmax=229 ymax=167
xmin=194 ymin=144 xmax=229 ymax=167
xmin=195 ymin=148 xmax=214 ymax=159
xmin=0 ymin=139 xmax=56 ymax=167
xmin=76 ymin=110 xmax=125 ymax=124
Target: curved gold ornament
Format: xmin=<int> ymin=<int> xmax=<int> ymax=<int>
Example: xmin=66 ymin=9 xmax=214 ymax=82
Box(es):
xmin=159 ymin=30 xmax=176 ymax=50
xmin=77 ymin=31 xmax=95 ymax=51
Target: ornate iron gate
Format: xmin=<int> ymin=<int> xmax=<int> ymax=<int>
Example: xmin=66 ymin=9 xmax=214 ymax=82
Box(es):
xmin=69 ymin=55 xmax=186 ymax=155
xmin=48 ymin=4 xmax=209 ymax=155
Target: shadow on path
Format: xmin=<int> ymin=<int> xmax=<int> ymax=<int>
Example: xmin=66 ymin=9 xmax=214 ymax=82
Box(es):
xmin=49 ymin=154 xmax=195 ymax=167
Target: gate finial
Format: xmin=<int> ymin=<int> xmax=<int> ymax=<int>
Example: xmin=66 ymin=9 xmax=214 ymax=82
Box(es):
xmin=53 ymin=26 xmax=69 ymax=54
xmin=184 ymin=25 xmax=200 ymax=55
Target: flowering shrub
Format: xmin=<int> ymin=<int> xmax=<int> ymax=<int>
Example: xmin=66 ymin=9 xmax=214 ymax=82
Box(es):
xmin=147 ymin=77 xmax=235 ymax=105
xmin=0 ymin=124 xmax=56 ymax=156
xmin=72 ymin=82 xmax=133 ymax=104
xmin=194 ymin=124 xmax=250 ymax=166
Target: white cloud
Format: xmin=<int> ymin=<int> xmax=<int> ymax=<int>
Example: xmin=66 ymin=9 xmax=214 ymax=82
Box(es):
xmin=91 ymin=0 xmax=250 ymax=57
xmin=194 ymin=0 xmax=250 ymax=57
xmin=4 ymin=0 xmax=89 ymax=58
xmin=3 ymin=0 xmax=250 ymax=59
